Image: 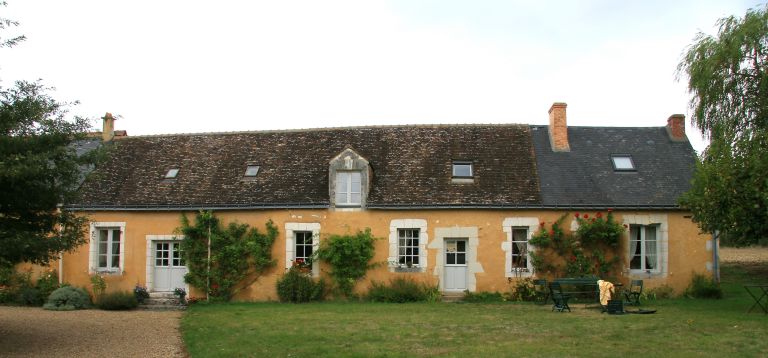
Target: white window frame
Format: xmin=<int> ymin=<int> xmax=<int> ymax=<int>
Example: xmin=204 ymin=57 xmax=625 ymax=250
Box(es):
xmin=388 ymin=219 xmax=428 ymax=272
xmin=285 ymin=223 xmax=321 ymax=277
xmin=510 ymin=227 xmax=530 ymax=272
xmin=629 ymin=224 xmax=661 ymax=273
xmin=452 ymin=161 xmax=473 ymax=178
xmin=397 ymin=228 xmax=421 ymax=267
xmin=89 ymin=222 xmax=126 ymax=274
xmin=623 ymin=214 xmax=668 ymax=278
xmin=335 ymin=171 xmax=362 ymax=206
xmin=502 ymin=217 xmax=538 ymax=278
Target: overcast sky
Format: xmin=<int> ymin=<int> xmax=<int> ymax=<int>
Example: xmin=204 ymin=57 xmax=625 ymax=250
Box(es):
xmin=0 ymin=0 xmax=761 ymax=153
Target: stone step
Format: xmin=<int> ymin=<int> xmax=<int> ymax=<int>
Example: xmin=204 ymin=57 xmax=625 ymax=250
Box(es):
xmin=139 ymin=292 xmax=186 ymax=311
xmin=441 ymin=292 xmax=466 ymax=303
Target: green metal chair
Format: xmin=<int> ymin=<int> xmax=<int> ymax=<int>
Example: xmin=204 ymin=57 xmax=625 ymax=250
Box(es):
xmin=533 ymin=279 xmax=549 ymax=305
xmin=624 ymin=280 xmax=644 ymax=306
xmin=549 ymin=282 xmax=571 ymax=312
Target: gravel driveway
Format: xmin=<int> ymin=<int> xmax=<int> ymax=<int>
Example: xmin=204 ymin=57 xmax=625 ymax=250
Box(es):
xmin=0 ymin=306 xmax=184 ymax=358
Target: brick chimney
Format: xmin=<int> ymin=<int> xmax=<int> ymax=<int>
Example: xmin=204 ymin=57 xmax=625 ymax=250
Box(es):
xmin=667 ymin=114 xmax=686 ymax=141
xmin=548 ymin=102 xmax=569 ymax=152
xmin=102 ymin=112 xmax=115 ymax=142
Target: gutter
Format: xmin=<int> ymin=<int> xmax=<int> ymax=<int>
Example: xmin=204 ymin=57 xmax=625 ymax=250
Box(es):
xmin=65 ymin=203 xmax=682 ymax=211
xmin=65 ymin=204 xmax=330 ymax=211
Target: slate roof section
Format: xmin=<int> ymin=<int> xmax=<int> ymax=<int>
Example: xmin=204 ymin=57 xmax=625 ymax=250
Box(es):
xmin=530 ymin=125 xmax=697 ymax=208
xmin=72 ymin=125 xmax=541 ymax=209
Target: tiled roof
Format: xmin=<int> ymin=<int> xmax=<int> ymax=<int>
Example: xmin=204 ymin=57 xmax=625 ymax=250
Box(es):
xmin=530 ymin=125 xmax=697 ymax=208
xmin=73 ymin=125 xmax=541 ymax=209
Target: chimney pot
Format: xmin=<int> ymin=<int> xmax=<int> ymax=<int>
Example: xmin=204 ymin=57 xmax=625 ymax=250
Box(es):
xmin=548 ymin=102 xmax=570 ymax=152
xmin=667 ymin=114 xmax=686 ymax=141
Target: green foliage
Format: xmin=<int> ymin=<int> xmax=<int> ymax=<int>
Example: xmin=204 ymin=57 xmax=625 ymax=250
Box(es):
xmin=35 ymin=269 xmax=60 ymax=304
xmin=0 ymin=1 xmax=26 ymax=48
xmin=685 ymin=273 xmax=723 ymax=299
xmin=506 ymin=278 xmax=537 ymax=301
xmin=366 ymin=277 xmax=438 ymax=303
xmin=678 ymin=5 xmax=768 ymax=246
xmin=89 ymin=273 xmax=106 ymax=297
xmin=96 ymin=290 xmax=138 ymax=310
xmin=133 ymin=285 xmax=149 ymax=304
xmin=0 ymin=80 xmax=100 ymax=267
xmin=276 ymin=267 xmax=325 ymax=303
xmin=643 ymin=284 xmax=676 ymax=300
xmin=179 ymin=210 xmax=278 ymax=301
xmin=530 ymin=212 xmax=623 ymax=277
xmin=315 ymin=229 xmax=378 ymax=297
xmin=43 ymin=286 xmax=91 ymax=310
xmin=462 ymin=290 xmax=504 ymax=303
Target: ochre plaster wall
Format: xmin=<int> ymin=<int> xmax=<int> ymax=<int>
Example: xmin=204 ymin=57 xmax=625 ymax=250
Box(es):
xmin=57 ymin=209 xmax=712 ymax=300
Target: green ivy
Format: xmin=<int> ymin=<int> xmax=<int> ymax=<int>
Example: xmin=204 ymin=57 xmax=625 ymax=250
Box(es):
xmin=531 ymin=212 xmax=623 ymax=278
xmin=315 ymin=229 xmax=379 ymax=298
xmin=178 ymin=210 xmax=278 ymax=301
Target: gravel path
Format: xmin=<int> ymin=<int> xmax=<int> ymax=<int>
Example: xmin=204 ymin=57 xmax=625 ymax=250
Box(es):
xmin=0 ymin=307 xmax=184 ymax=358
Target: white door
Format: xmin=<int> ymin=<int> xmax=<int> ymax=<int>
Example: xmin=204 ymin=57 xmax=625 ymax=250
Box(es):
xmin=153 ymin=242 xmax=188 ymax=292
xmin=444 ymin=239 xmax=468 ymax=291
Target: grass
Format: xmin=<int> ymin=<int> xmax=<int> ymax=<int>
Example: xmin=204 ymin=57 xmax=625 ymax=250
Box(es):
xmin=182 ymin=263 xmax=768 ymax=357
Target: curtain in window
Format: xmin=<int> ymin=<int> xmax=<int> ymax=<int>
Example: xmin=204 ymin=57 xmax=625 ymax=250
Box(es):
xmin=629 ymin=226 xmax=640 ymax=269
xmin=645 ymin=226 xmax=657 ymax=270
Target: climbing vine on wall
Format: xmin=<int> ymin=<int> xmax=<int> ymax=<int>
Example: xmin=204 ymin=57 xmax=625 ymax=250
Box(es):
xmin=315 ymin=229 xmax=379 ymax=298
xmin=529 ymin=211 xmax=624 ymax=278
xmin=178 ymin=210 xmax=278 ymax=301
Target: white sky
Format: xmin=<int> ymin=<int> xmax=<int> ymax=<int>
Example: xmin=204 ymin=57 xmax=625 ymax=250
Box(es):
xmin=0 ymin=0 xmax=761 ymax=153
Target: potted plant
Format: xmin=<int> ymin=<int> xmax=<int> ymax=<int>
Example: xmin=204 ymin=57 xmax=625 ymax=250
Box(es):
xmin=173 ymin=287 xmax=187 ymax=305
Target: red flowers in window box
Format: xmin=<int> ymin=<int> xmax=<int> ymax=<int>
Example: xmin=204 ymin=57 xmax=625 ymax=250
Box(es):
xmin=583 ymin=214 xmax=589 ymax=219
xmin=596 ymin=212 xmax=603 ymax=218
xmin=574 ymin=213 xmax=580 ymax=218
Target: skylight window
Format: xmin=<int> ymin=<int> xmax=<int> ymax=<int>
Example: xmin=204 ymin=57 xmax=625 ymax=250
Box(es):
xmin=611 ymin=155 xmax=635 ymax=171
xmin=164 ymin=168 xmax=179 ymax=179
xmin=244 ymin=165 xmax=260 ymax=177
xmin=452 ymin=161 xmax=473 ymax=178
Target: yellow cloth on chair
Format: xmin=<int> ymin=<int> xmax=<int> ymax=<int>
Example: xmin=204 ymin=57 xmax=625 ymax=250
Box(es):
xmin=598 ymin=280 xmax=615 ymax=306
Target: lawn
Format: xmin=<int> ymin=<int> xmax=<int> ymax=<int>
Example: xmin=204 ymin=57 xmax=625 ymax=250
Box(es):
xmin=182 ymin=263 xmax=768 ymax=357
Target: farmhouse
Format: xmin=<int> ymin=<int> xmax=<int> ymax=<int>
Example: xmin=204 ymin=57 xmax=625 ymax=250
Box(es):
xmin=58 ymin=103 xmax=712 ymax=299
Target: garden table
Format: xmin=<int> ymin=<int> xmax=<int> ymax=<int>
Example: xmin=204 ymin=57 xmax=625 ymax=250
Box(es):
xmin=744 ymin=284 xmax=768 ymax=314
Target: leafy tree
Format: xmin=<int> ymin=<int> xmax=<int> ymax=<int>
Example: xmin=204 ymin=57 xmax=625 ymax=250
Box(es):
xmin=678 ymin=5 xmax=768 ymax=246
xmin=315 ymin=229 xmax=378 ymax=298
xmin=178 ymin=211 xmax=278 ymax=301
xmin=0 ymin=80 xmax=96 ymax=267
xmin=0 ymin=1 xmax=25 ymax=48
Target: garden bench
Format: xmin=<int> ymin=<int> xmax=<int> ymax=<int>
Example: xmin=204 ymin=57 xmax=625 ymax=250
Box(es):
xmin=554 ymin=277 xmax=600 ymax=305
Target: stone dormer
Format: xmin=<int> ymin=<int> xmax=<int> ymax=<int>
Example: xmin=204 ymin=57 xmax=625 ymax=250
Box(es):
xmin=328 ymin=147 xmax=371 ymax=209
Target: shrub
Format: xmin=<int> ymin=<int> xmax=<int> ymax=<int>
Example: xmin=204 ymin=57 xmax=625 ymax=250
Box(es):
xmin=367 ymin=277 xmax=438 ymax=303
xmin=315 ymin=229 xmax=378 ymax=297
xmin=463 ymin=290 xmax=504 ymax=303
xmin=505 ymin=278 xmax=537 ymax=301
xmin=16 ymin=287 xmax=43 ymax=306
xmin=43 ymin=286 xmax=91 ymax=310
xmin=134 ymin=285 xmax=149 ymax=304
xmin=685 ymin=273 xmax=723 ymax=299
xmin=35 ymin=270 xmax=60 ymax=304
xmin=644 ymin=284 xmax=675 ymax=300
xmin=276 ymin=267 xmax=325 ymax=303
xmin=96 ymin=291 xmax=139 ymax=310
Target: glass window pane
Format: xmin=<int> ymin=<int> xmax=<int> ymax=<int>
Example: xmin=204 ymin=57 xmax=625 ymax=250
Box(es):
xmin=457 ymin=240 xmax=466 ymax=252
xmin=244 ymin=165 xmax=260 ymax=177
xmin=99 ymin=255 xmax=107 ymax=268
xmin=99 ymin=242 xmax=108 ymax=256
xmin=350 ymin=193 xmax=361 ymax=204
xmin=111 ymin=255 xmax=120 ymax=268
xmin=112 ymin=242 xmax=120 ymax=255
xmin=305 ymin=245 xmax=313 ymax=257
xmin=612 ymin=156 xmax=634 ymax=170
xmin=447 ymin=253 xmax=455 ymax=265
xmin=456 ymin=253 xmax=466 ymax=265
xmin=452 ymin=163 xmax=472 ymax=177
xmin=156 ymin=258 xmax=163 ymax=266
xmin=99 ymin=230 xmax=108 ymax=243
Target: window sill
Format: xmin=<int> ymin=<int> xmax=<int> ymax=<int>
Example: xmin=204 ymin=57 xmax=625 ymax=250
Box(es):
xmin=393 ymin=266 xmax=423 ymax=273
xmin=94 ymin=269 xmax=122 ymax=275
xmin=451 ymin=178 xmax=475 ymax=184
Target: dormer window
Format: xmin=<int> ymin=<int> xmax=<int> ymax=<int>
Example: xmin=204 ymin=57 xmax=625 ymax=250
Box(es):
xmin=335 ymin=172 xmax=361 ymax=206
xmin=611 ymin=155 xmax=636 ymax=171
xmin=329 ymin=148 xmax=370 ymax=209
xmin=164 ymin=168 xmax=179 ymax=179
xmin=244 ymin=165 xmax=260 ymax=177
xmin=452 ymin=161 xmax=473 ymax=178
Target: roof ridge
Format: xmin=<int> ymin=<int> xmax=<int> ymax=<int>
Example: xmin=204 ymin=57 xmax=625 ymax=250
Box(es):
xmin=122 ymin=122 xmax=529 ymax=138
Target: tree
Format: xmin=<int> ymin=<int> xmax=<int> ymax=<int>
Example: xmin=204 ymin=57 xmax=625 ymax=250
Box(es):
xmin=0 ymin=81 xmax=98 ymax=267
xmin=0 ymin=1 xmax=25 ymax=48
xmin=678 ymin=5 xmax=768 ymax=246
